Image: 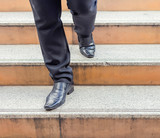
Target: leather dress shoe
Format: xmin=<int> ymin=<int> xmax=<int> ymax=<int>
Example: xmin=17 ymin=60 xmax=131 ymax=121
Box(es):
xmin=44 ymin=82 xmax=74 ymax=111
xmin=78 ymin=34 xmax=95 ymax=58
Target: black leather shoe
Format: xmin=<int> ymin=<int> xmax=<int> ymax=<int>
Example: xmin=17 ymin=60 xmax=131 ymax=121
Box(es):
xmin=44 ymin=82 xmax=74 ymax=111
xmin=78 ymin=34 xmax=95 ymax=58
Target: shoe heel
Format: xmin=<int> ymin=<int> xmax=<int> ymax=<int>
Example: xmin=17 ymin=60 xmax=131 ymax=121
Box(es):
xmin=67 ymin=87 xmax=74 ymax=95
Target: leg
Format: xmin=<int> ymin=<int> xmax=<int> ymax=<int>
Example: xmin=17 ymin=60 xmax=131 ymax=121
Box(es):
xmin=67 ymin=0 xmax=97 ymax=58
xmin=29 ymin=0 xmax=73 ymax=84
xmin=67 ymin=0 xmax=97 ymax=37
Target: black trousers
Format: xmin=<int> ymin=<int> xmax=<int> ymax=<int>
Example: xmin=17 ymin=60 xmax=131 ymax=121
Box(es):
xmin=29 ymin=0 xmax=97 ymax=84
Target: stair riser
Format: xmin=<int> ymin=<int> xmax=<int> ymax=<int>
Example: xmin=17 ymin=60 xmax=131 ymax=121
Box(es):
xmin=1 ymin=65 xmax=160 ymax=85
xmin=1 ymin=0 xmax=160 ymax=11
xmin=0 ymin=118 xmax=60 ymax=138
xmin=61 ymin=118 xmax=160 ymax=138
xmin=1 ymin=118 xmax=160 ymax=138
xmin=0 ymin=25 xmax=160 ymax=44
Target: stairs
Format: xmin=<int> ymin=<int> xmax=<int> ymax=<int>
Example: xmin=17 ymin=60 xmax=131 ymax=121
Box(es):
xmin=1 ymin=11 xmax=160 ymax=44
xmin=1 ymin=0 xmax=160 ymax=138
xmin=1 ymin=44 xmax=160 ymax=85
xmin=1 ymin=86 xmax=160 ymax=138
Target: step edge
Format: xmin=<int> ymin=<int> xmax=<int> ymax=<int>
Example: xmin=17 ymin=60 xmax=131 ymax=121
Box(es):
xmin=1 ymin=61 xmax=160 ymax=66
xmin=1 ymin=110 xmax=160 ymax=119
xmin=1 ymin=22 xmax=160 ymax=26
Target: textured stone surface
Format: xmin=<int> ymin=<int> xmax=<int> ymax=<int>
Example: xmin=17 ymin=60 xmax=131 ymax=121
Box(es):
xmin=1 ymin=44 xmax=160 ymax=65
xmin=1 ymin=86 xmax=160 ymax=118
xmin=0 ymin=11 xmax=160 ymax=25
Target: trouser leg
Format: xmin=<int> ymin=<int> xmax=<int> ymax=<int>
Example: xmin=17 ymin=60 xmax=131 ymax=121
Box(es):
xmin=67 ymin=0 xmax=97 ymax=37
xmin=29 ymin=0 xmax=73 ymax=83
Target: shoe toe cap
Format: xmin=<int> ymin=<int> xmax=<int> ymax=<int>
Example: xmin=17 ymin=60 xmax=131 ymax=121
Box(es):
xmin=80 ymin=47 xmax=95 ymax=58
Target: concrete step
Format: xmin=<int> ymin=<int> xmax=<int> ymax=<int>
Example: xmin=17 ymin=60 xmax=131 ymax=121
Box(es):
xmin=1 ymin=44 xmax=160 ymax=85
xmin=0 ymin=11 xmax=160 ymax=44
xmin=1 ymin=86 xmax=160 ymax=137
xmin=1 ymin=0 xmax=160 ymax=12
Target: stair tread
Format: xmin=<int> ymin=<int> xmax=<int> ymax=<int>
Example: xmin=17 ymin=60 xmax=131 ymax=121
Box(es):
xmin=1 ymin=86 xmax=160 ymax=118
xmin=1 ymin=44 xmax=160 ymax=65
xmin=0 ymin=11 xmax=160 ymax=25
